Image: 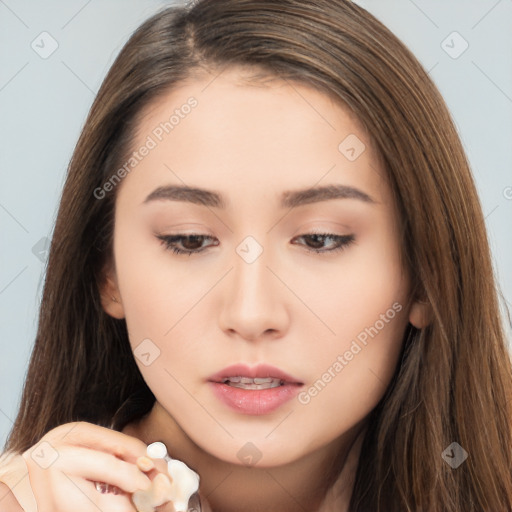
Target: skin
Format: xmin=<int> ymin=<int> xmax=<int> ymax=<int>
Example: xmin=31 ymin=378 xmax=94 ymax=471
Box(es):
xmin=101 ymin=67 xmax=429 ymax=512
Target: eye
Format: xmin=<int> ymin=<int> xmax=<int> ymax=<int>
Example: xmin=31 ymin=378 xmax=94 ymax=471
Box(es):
xmin=156 ymin=234 xmax=219 ymax=256
xmin=156 ymin=232 xmax=355 ymax=256
xmin=291 ymin=233 xmax=355 ymax=253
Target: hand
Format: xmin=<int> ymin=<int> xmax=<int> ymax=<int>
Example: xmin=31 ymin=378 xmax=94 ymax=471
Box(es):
xmin=21 ymin=421 xmax=153 ymax=512
xmin=130 ymin=443 xmax=213 ymax=512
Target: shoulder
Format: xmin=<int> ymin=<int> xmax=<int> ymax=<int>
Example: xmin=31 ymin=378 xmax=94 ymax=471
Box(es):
xmin=0 ymin=451 xmax=38 ymax=511
xmin=0 ymin=481 xmax=24 ymax=512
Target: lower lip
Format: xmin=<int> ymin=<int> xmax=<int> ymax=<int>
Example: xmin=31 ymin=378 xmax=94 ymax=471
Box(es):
xmin=208 ymin=382 xmax=302 ymax=415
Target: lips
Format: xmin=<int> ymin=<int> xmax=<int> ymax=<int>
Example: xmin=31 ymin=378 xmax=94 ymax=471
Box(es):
xmin=207 ymin=363 xmax=303 ymax=385
xmin=207 ymin=363 xmax=304 ymax=415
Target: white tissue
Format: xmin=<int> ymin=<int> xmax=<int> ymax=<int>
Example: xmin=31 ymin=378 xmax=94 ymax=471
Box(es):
xmin=147 ymin=441 xmax=168 ymax=459
xmin=167 ymin=459 xmax=200 ymax=512
xmin=138 ymin=441 xmax=200 ymax=512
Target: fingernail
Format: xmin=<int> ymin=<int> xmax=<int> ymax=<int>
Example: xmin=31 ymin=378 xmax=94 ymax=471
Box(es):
xmin=136 ymin=456 xmax=155 ymax=472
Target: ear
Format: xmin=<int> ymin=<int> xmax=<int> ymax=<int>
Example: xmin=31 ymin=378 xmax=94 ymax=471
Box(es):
xmin=98 ymin=259 xmax=125 ymax=319
xmin=408 ymin=298 xmax=432 ymax=329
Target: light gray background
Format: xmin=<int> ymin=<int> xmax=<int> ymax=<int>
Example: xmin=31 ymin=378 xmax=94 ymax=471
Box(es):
xmin=1 ymin=0 xmax=511 ymax=449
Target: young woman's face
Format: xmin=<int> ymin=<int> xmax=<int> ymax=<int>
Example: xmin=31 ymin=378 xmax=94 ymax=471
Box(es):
xmin=103 ymin=68 xmax=424 ymax=466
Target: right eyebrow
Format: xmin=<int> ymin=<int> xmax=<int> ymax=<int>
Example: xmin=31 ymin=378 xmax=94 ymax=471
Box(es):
xmin=142 ymin=185 xmax=225 ymax=208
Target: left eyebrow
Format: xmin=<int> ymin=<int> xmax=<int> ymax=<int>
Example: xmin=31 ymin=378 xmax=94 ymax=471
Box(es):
xmin=280 ymin=184 xmax=377 ymax=208
xmin=142 ymin=183 xmax=377 ymax=208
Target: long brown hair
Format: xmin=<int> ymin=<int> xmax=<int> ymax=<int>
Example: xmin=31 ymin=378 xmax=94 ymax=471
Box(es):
xmin=5 ymin=1 xmax=512 ymax=510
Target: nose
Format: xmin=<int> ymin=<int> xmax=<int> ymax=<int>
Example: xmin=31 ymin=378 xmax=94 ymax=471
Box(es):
xmin=217 ymin=241 xmax=290 ymax=342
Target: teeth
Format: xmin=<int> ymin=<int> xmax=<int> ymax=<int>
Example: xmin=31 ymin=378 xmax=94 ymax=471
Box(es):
xmin=253 ymin=377 xmax=273 ymax=384
xmin=221 ymin=376 xmax=284 ymax=389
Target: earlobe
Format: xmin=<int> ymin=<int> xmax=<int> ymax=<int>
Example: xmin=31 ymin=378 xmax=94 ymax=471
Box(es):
xmin=98 ymin=267 xmax=125 ymax=320
xmin=408 ymin=299 xmax=431 ymax=329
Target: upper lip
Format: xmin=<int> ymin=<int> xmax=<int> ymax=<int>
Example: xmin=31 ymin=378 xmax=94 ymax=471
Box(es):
xmin=208 ymin=363 xmax=303 ymax=385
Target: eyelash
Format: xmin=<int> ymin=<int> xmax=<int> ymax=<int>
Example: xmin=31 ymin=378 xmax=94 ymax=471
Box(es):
xmin=156 ymin=232 xmax=355 ymax=256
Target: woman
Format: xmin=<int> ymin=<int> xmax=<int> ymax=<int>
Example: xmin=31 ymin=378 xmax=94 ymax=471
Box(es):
xmin=1 ymin=0 xmax=512 ymax=510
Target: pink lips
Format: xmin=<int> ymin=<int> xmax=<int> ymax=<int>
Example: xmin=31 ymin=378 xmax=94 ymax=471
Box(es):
xmin=207 ymin=363 xmax=303 ymax=384
xmin=207 ymin=363 xmax=304 ymax=415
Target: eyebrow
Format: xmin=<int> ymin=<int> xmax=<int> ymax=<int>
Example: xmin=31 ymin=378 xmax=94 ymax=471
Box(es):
xmin=142 ymin=183 xmax=376 ymax=209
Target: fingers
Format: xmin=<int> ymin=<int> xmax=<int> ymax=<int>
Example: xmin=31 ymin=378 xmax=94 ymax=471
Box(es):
xmin=55 ymin=445 xmax=151 ymax=493
xmin=136 ymin=456 xmax=156 ymax=472
xmin=19 ymin=422 xmax=203 ymax=512
xmin=55 ymin=474 xmax=137 ymax=512
xmin=136 ymin=455 xmax=169 ymax=478
xmin=42 ymin=422 xmax=149 ymax=464
xmin=20 ymin=422 xmax=154 ymax=511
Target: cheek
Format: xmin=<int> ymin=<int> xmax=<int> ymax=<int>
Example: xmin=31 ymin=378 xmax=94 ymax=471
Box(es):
xmin=285 ymin=228 xmax=407 ymax=347
xmin=112 ymin=219 xmax=202 ymax=339
xmin=295 ymin=302 xmax=408 ymax=446
xmin=112 ymin=223 xmax=214 ymax=398
xmin=291 ymin=232 xmax=408 ymax=426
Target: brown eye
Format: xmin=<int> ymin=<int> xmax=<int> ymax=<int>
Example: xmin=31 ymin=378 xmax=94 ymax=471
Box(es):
xmin=156 ymin=234 xmax=219 ymax=255
xmin=291 ymin=233 xmax=355 ymax=253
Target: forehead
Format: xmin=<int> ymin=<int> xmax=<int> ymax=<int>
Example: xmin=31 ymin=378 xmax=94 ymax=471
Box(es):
xmin=121 ymin=67 xmax=389 ymax=207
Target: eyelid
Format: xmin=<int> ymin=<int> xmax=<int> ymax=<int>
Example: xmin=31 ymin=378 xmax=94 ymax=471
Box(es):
xmin=291 ymin=221 xmax=351 ymax=237
xmin=156 ymin=233 xmax=218 ymax=255
xmin=156 ymin=231 xmax=355 ymax=256
xmin=291 ymin=232 xmax=355 ymax=254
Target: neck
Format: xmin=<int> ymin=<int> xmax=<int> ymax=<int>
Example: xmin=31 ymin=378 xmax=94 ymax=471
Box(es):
xmin=124 ymin=402 xmax=366 ymax=512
